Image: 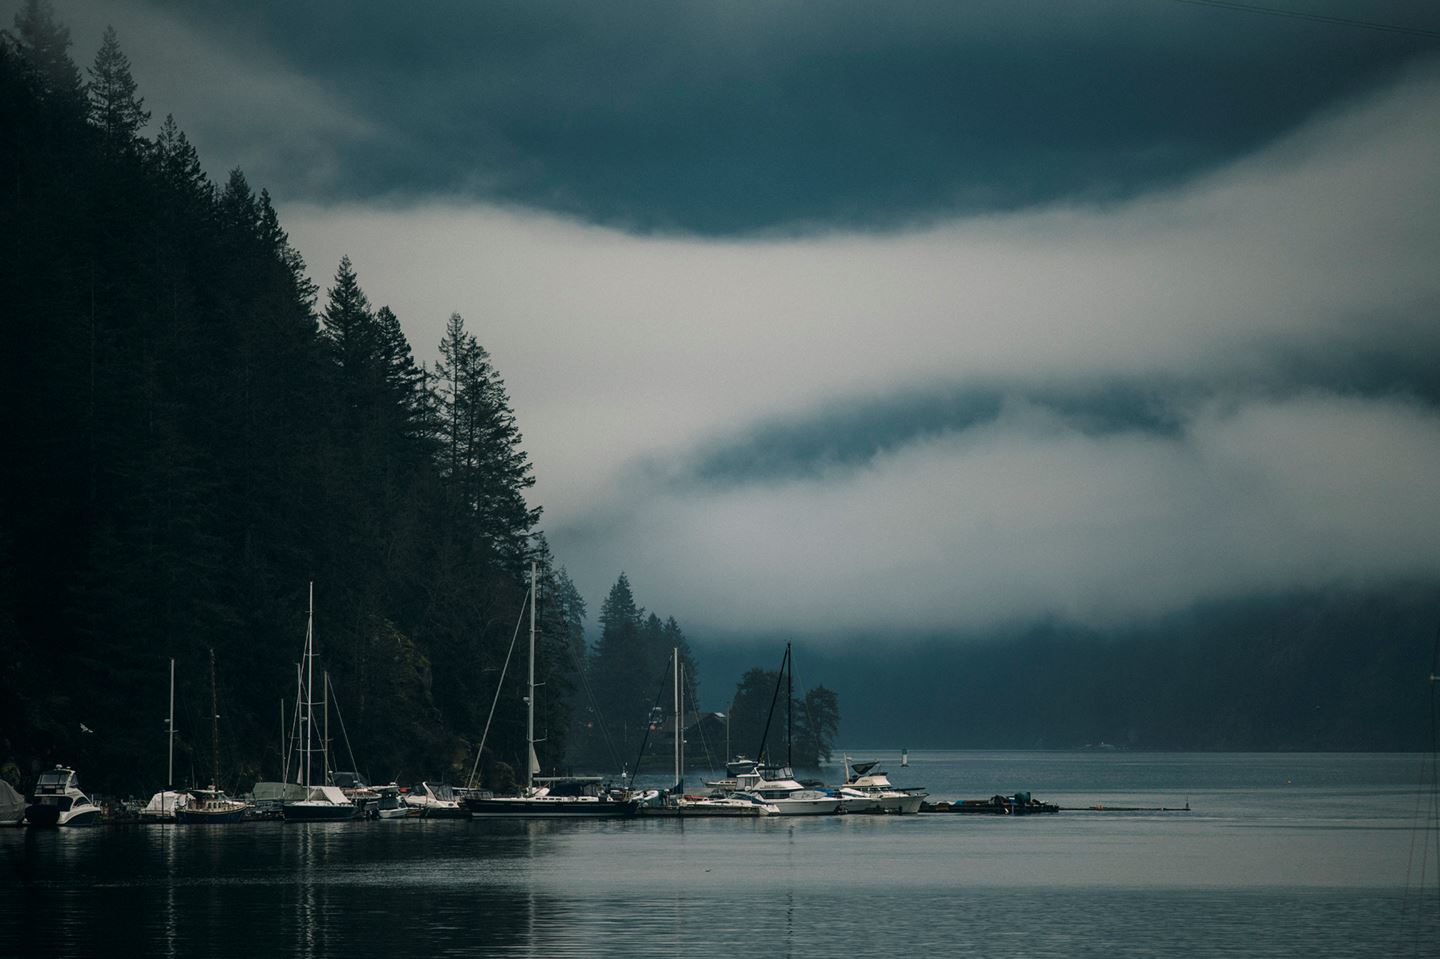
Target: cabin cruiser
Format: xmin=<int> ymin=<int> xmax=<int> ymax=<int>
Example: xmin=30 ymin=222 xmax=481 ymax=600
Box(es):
xmin=176 ymin=787 xmax=249 ymax=824
xmin=835 ymin=758 xmax=926 ymax=814
xmin=25 ymin=766 xmax=102 ymax=827
xmin=729 ymin=761 xmax=841 ymax=815
xmin=404 ymin=781 xmax=467 ymax=819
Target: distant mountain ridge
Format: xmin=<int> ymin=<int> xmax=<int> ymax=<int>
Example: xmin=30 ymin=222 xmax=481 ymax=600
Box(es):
xmin=692 ymin=585 xmax=1439 ymax=752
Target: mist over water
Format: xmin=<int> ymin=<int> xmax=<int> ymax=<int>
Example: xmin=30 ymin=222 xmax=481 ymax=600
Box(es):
xmin=4 ymin=752 xmax=1436 ymax=958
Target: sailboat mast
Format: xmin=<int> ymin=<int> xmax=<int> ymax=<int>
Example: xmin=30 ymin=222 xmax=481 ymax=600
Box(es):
xmin=786 ymin=641 xmax=792 ymax=769
xmin=323 ymin=671 xmax=331 ymax=786
xmin=303 ymin=581 xmax=314 ymax=790
xmin=209 ymin=648 xmax=220 ymax=789
xmin=673 ymin=647 xmax=681 ymax=789
xmin=167 ymin=657 xmax=175 ymax=788
xmin=527 ymin=560 xmax=536 ymax=794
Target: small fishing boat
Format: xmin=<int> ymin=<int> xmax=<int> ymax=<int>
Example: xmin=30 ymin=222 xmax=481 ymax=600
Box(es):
xmin=177 ymin=649 xmax=251 ymax=824
xmin=25 ymin=766 xmax=102 ymax=827
xmin=373 ymin=784 xmax=412 ymax=819
xmin=177 ymin=788 xmax=249 ymax=824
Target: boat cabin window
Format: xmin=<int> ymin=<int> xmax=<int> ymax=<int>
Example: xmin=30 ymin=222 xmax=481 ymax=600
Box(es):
xmin=36 ymin=771 xmax=71 ymax=788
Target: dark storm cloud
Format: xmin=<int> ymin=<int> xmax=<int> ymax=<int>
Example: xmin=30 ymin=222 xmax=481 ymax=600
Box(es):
xmin=141 ymin=0 xmax=1440 ymax=233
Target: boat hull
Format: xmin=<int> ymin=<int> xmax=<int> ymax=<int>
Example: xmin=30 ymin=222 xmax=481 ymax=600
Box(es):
xmin=464 ymin=798 xmax=640 ymax=818
xmin=24 ymin=804 xmax=60 ymax=828
xmin=26 ymin=803 xmax=101 ymax=827
xmin=177 ymin=807 xmax=247 ymax=824
xmin=282 ymin=802 xmax=360 ymax=822
xmin=642 ymin=799 xmax=777 ymax=817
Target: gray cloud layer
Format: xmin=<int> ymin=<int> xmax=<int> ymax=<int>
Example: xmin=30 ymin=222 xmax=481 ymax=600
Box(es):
xmin=273 ymin=64 xmax=1440 ymax=636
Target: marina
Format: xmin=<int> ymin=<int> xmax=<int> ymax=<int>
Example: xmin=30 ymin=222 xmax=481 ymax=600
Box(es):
xmin=2 ymin=751 xmax=1434 ymax=958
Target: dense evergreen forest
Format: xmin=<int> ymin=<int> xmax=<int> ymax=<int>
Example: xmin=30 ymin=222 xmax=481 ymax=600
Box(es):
xmin=0 ymin=7 xmax=589 ymax=795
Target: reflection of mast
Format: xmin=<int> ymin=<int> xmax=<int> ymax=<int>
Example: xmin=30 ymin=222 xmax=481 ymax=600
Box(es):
xmin=209 ymin=648 xmax=220 ymax=789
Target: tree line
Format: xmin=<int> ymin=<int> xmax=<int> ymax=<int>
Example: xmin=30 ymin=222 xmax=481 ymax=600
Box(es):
xmin=0 ymin=5 xmax=578 ymax=794
xmin=0 ymin=5 xmax=840 ymax=795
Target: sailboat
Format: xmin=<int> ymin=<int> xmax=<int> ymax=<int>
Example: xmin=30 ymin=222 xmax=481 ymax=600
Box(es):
xmin=282 ymin=583 xmax=359 ymax=823
xmin=643 ymin=648 xmax=777 ymax=818
xmin=464 ymin=562 xmax=643 ymax=818
xmin=177 ymin=649 xmax=250 ymax=824
xmin=724 ymin=643 xmax=840 ymax=815
xmin=140 ymin=658 xmax=189 ymax=823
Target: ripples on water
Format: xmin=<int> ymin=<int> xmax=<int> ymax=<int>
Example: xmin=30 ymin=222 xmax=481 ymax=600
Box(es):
xmin=3 ymin=752 xmax=1437 ymax=958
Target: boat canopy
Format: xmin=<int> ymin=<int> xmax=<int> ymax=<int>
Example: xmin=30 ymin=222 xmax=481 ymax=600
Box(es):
xmin=0 ymin=780 xmax=23 ymax=823
xmin=142 ymin=790 xmax=191 ymax=813
xmin=304 ymin=785 xmax=353 ymax=805
xmin=251 ymin=781 xmax=308 ymax=802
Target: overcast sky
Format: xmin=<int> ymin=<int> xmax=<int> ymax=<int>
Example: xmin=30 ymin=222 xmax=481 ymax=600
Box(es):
xmin=32 ymin=0 xmax=1440 ymax=642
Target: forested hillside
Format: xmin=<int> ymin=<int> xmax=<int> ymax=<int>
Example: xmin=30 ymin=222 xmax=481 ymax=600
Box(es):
xmin=0 ymin=7 xmax=584 ymax=794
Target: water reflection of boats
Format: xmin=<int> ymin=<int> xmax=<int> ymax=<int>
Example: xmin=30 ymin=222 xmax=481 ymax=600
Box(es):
xmin=834 ymin=757 xmax=926 ymax=815
xmin=25 ymin=766 xmax=102 ymax=827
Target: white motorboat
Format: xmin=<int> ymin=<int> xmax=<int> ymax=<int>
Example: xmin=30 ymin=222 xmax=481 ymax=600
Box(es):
xmin=835 ymin=757 xmax=926 ymax=814
xmin=25 ymin=766 xmax=102 ymax=827
xmin=405 ymin=781 xmax=467 ymax=819
xmin=731 ymin=761 xmax=841 ymax=816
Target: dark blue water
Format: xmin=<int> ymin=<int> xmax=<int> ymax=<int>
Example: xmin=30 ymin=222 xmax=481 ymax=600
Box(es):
xmin=4 ymin=752 xmax=1437 ymax=958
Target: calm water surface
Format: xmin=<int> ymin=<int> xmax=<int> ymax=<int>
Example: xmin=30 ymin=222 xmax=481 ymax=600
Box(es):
xmin=4 ymin=751 xmax=1437 ymax=958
